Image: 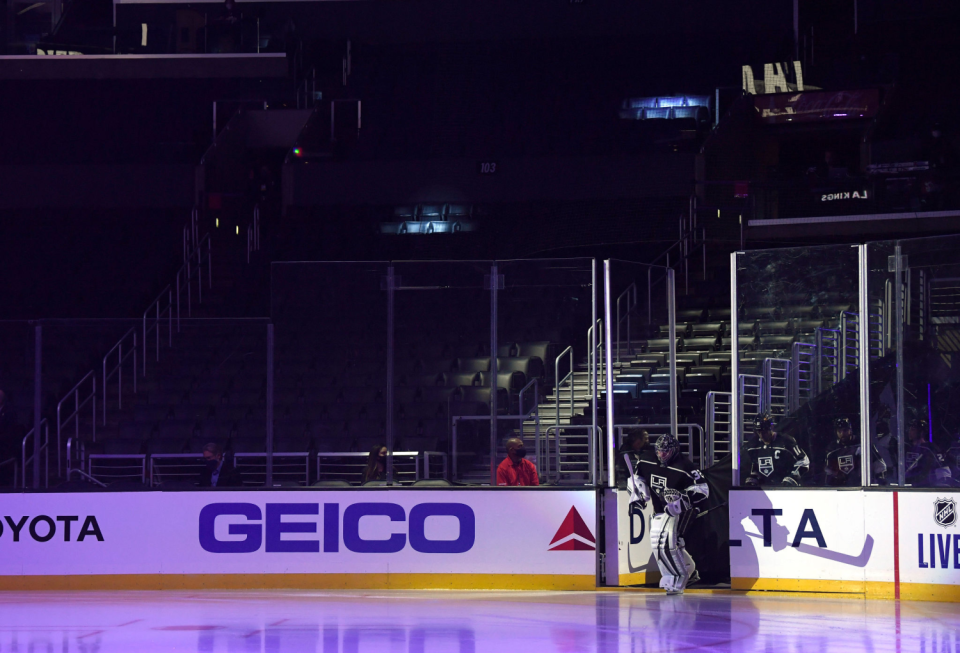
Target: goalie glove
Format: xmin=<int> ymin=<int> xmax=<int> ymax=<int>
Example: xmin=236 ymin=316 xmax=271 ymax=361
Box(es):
xmin=623 ymin=453 xmax=650 ymax=508
xmin=662 ymin=488 xmax=690 ymax=516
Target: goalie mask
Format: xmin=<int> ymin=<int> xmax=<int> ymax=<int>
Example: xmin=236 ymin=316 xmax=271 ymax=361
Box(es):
xmin=655 ymin=433 xmax=681 ymax=466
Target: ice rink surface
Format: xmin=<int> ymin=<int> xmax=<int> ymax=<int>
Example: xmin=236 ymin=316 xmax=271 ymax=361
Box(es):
xmin=0 ymin=589 xmax=954 ymax=652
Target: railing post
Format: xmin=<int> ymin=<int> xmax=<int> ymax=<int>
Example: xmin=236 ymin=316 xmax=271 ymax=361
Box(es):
xmin=156 ymin=302 xmax=160 ymax=362
xmin=385 ymin=266 xmax=395 ymax=485
xmin=33 ymin=325 xmax=41 ymax=490
xmin=168 ymin=290 xmax=173 ymax=347
xmin=603 ymin=261 xmax=615 ymax=488
xmin=266 ymin=323 xmax=274 ymax=488
xmin=489 ymin=262 xmax=499 ymax=487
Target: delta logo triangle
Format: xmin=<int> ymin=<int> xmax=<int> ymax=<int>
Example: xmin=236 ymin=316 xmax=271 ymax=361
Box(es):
xmin=548 ymin=506 xmax=596 ymax=551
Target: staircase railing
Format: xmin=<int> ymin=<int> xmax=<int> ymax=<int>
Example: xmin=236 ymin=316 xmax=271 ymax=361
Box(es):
xmin=705 ymin=391 xmax=732 ymax=465
xmin=587 ymin=320 xmax=604 ymax=394
xmin=615 ymin=283 xmax=637 ymax=364
xmin=21 ymin=418 xmax=49 ymax=488
xmin=647 ymin=197 xmax=707 ymax=321
xmin=102 ymin=327 xmax=137 ymax=426
xmin=554 ymin=346 xmax=575 ymax=429
xmin=57 ymin=371 xmax=96 ymax=475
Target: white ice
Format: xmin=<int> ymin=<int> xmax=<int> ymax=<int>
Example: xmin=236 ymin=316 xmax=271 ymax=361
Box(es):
xmin=0 ymin=589 xmax=954 ymax=652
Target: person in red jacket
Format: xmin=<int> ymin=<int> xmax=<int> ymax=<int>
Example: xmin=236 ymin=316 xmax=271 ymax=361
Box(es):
xmin=496 ymin=437 xmax=539 ymax=486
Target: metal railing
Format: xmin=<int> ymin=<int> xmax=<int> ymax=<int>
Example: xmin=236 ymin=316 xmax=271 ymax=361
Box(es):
xmin=815 ymin=327 xmax=840 ymax=391
xmin=840 ymin=311 xmax=860 ymax=380
xmin=143 ymin=286 xmax=174 ymax=374
xmin=554 ymin=345 xmax=575 ymax=429
xmin=615 ymin=283 xmax=637 ymax=364
xmin=21 ymin=419 xmax=49 ymax=488
xmin=236 ymin=452 xmax=310 ymax=486
xmin=56 ymin=371 xmax=96 ymax=476
xmin=705 ymin=391 xmax=732 ymax=465
xmin=316 ymin=451 xmax=422 ymax=485
xmin=150 ymin=453 xmax=205 ymax=486
xmin=88 ymin=454 xmax=146 ymax=484
xmin=613 ymin=423 xmax=705 ymax=468
xmin=542 ymin=424 xmax=598 ymax=485
xmin=102 ymin=327 xmax=137 ymax=425
xmin=738 ymin=373 xmax=764 ymax=441
xmin=790 ymin=342 xmax=816 ymax=411
xmin=587 ymin=319 xmax=604 ymax=395
xmin=762 ymin=358 xmax=791 ymax=418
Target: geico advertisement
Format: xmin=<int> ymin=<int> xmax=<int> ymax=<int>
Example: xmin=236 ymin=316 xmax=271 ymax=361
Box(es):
xmin=0 ymin=491 xmax=596 ymax=576
xmin=899 ymin=491 xmax=960 ymax=585
xmin=729 ymin=490 xmax=894 ymax=583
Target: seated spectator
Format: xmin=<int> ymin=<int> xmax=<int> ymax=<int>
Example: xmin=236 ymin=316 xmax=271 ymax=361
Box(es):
xmin=362 ymin=444 xmax=387 ymax=484
xmin=199 ymin=443 xmax=244 ymax=488
xmin=616 ymin=429 xmax=650 ymax=486
xmin=497 ymin=437 xmax=539 ymax=486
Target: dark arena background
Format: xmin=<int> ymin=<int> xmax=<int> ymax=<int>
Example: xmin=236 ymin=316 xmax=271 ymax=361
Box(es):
xmin=1 ymin=0 xmax=959 ymax=650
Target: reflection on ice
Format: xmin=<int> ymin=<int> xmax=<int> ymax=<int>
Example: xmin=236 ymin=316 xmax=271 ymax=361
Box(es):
xmin=0 ymin=589 xmax=953 ymax=652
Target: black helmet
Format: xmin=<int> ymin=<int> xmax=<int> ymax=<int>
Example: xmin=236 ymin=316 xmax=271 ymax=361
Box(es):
xmin=754 ymin=413 xmax=776 ymax=433
xmin=834 ymin=417 xmax=852 ymax=431
xmin=654 ymin=433 xmax=681 ymax=465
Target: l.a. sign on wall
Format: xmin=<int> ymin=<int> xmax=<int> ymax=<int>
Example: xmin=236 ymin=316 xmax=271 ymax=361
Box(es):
xmin=0 ymin=490 xmax=596 ymax=591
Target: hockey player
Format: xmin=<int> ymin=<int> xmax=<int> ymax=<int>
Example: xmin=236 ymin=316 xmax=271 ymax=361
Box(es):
xmin=622 ymin=433 xmax=709 ymax=595
xmin=943 ymin=434 xmax=960 ymax=487
xmin=824 ymin=417 xmax=887 ymax=486
xmin=905 ymin=418 xmax=950 ymax=486
xmin=744 ymin=413 xmax=809 ymax=486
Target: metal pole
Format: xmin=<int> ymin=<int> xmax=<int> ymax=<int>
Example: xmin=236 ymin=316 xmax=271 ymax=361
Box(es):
xmin=858 ymin=245 xmax=871 ymax=486
xmin=895 ymin=246 xmax=905 ymax=486
xmin=667 ymin=269 xmax=679 ymax=437
xmin=591 ymin=259 xmax=598 ymax=486
xmin=266 ymin=323 xmax=274 ymax=487
xmin=386 ymin=266 xmax=395 ymax=485
xmin=33 ymin=325 xmax=41 ymax=489
xmin=730 ymin=252 xmax=741 ymax=486
xmin=603 ymin=261 xmax=615 ymax=488
xmin=489 ymin=263 xmax=499 ymax=486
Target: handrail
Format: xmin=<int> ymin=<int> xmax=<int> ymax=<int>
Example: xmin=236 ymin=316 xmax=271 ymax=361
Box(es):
xmin=615 ymin=283 xmax=637 ymax=364
xmin=56 ymin=371 xmax=96 ymax=476
xmin=21 ymin=419 xmax=49 ymax=488
xmin=102 ymin=327 xmax=137 ymax=425
xmin=542 ymin=424 xmax=599 ymax=485
xmin=554 ymin=346 xmax=574 ymax=431
xmin=142 ymin=285 xmax=173 ymax=375
xmin=587 ymin=319 xmax=604 ymax=395
xmin=517 ymin=377 xmax=539 ymax=419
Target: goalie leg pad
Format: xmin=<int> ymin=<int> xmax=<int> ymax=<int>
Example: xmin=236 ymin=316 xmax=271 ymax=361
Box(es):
xmin=651 ymin=513 xmax=694 ymax=594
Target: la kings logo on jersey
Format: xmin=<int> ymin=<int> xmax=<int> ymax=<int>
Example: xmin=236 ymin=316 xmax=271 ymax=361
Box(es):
xmin=838 ymin=455 xmax=855 ymax=475
xmin=758 ymin=456 xmax=774 ymax=477
xmin=650 ymin=475 xmax=667 ymax=495
xmin=934 ymin=498 xmax=957 ymax=528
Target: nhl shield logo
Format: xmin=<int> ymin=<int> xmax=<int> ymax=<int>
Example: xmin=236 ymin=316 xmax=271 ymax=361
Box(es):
xmin=758 ymin=456 xmax=774 ymax=477
xmin=934 ymin=498 xmax=957 ymax=528
xmin=838 ymin=455 xmax=855 ymax=475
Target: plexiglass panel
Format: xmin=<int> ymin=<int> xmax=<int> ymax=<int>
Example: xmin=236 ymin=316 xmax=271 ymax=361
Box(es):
xmin=735 ymin=245 xmax=861 ymax=487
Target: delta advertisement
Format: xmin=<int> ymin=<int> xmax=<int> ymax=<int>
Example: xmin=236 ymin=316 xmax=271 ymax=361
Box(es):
xmin=730 ymin=490 xmax=960 ymax=601
xmin=0 ymin=490 xmax=597 ymax=590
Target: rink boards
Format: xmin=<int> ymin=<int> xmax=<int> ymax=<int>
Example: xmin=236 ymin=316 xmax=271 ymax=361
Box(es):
xmin=0 ymin=489 xmax=597 ymax=591
xmin=730 ymin=489 xmax=960 ymax=601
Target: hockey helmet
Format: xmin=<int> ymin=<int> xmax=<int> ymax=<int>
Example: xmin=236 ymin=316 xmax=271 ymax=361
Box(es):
xmin=834 ymin=417 xmax=852 ymax=431
xmin=655 ymin=433 xmax=680 ymax=465
xmin=754 ymin=412 xmax=776 ymax=433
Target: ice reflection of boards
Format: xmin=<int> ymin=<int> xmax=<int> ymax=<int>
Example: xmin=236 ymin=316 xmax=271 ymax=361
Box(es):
xmin=623 ymin=433 xmax=709 ymax=595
